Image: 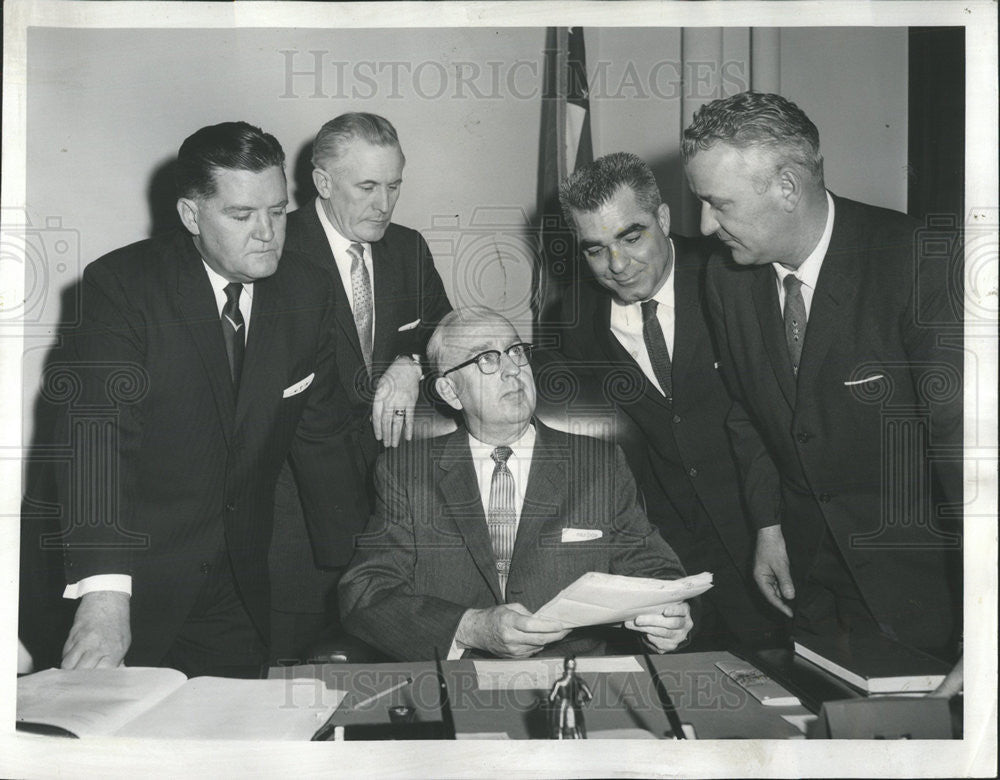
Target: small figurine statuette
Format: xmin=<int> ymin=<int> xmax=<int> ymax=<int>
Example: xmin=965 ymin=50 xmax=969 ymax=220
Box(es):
xmin=548 ymin=657 xmax=593 ymax=739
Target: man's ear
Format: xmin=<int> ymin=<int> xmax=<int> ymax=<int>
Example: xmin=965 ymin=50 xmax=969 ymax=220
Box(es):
xmin=176 ymin=198 xmax=200 ymax=235
xmin=776 ymin=167 xmax=804 ymax=212
xmin=312 ymin=168 xmax=331 ymax=199
xmin=656 ymin=203 xmax=671 ymax=236
xmin=434 ymin=376 xmax=463 ymax=412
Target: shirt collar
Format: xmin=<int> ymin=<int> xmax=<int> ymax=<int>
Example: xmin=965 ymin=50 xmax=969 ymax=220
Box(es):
xmin=315 ymin=197 xmax=370 ymax=259
xmin=201 ymin=260 xmax=253 ymax=301
xmin=468 ymin=422 xmax=536 ymax=460
xmin=773 ymin=191 xmax=835 ymax=290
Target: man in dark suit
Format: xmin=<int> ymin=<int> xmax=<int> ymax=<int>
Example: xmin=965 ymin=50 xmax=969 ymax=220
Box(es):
xmin=685 ymin=92 xmax=963 ymax=657
xmin=57 ymin=122 xmax=361 ymax=676
xmin=339 ymin=307 xmax=694 ymax=660
xmin=547 ymin=152 xmax=781 ymax=650
xmin=269 ymin=113 xmax=452 ymax=661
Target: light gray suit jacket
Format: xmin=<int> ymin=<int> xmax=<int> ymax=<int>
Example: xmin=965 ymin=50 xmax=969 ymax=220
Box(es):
xmin=339 ymin=422 xmax=688 ymax=660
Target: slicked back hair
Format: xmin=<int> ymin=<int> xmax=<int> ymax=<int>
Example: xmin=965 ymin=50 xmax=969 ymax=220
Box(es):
xmin=311 ymin=112 xmax=404 ymax=169
xmin=558 ymin=152 xmax=662 ymax=225
xmin=681 ymin=91 xmax=824 ymax=185
xmin=175 ymin=121 xmax=285 ymax=200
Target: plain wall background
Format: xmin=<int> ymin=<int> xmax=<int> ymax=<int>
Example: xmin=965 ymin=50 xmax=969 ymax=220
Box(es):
xmin=22 ymin=26 xmax=908 ymax=446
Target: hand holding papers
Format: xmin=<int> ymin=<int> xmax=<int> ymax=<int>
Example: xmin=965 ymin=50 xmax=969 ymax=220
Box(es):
xmin=533 ymin=571 xmax=713 ymax=629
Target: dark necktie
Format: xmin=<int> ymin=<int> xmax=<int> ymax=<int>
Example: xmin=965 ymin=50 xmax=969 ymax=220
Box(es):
xmin=641 ymin=300 xmax=672 ymax=401
xmin=221 ymin=282 xmax=245 ymax=391
xmin=487 ymin=445 xmax=517 ymax=598
xmin=347 ymin=242 xmax=374 ymax=374
xmin=783 ymin=274 xmax=807 ymax=375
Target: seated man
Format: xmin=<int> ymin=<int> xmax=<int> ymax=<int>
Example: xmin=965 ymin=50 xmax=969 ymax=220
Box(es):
xmin=339 ymin=306 xmax=695 ymax=660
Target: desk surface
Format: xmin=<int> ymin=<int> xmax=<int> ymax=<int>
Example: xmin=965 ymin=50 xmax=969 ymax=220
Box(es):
xmin=270 ymin=652 xmax=811 ymax=740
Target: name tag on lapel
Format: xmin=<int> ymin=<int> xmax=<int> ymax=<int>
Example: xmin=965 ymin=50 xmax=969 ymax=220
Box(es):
xmin=282 ymin=373 xmax=314 ymax=398
xmin=397 ymin=318 xmax=421 ymax=332
xmin=561 ymin=528 xmax=603 ymax=543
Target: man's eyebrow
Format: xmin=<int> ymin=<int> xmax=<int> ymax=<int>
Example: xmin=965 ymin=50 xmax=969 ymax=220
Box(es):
xmin=614 ymin=222 xmax=648 ymax=240
xmin=222 ymin=199 xmax=288 ymax=213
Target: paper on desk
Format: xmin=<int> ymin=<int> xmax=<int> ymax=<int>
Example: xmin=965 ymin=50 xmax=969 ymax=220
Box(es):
xmin=474 ymin=656 xmax=643 ymax=690
xmin=533 ymin=571 xmax=713 ymax=629
xmin=115 ymin=677 xmax=346 ymax=740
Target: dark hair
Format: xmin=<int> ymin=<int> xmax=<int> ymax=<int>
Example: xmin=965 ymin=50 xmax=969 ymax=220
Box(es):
xmin=558 ymin=152 xmax=662 ymax=224
xmin=681 ymin=91 xmax=824 ymax=184
xmin=175 ymin=121 xmax=285 ymax=200
xmin=311 ymin=112 xmax=403 ymax=169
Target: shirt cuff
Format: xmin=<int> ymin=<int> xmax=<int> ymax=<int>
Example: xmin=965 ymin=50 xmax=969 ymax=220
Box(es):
xmin=446 ymin=634 xmax=467 ymax=661
xmin=63 ymin=574 xmax=132 ymax=599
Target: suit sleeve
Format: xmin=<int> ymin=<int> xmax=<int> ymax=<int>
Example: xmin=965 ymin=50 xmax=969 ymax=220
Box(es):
xmin=704 ymin=261 xmax=783 ymax=531
xmin=403 ymin=232 xmax=452 ymax=357
xmin=338 ymin=451 xmax=468 ymax=660
xmin=606 ymin=445 xmax=687 ymax=580
xmin=288 ymin=272 xmax=368 ymax=568
xmin=57 ymin=260 xmax=146 ymax=582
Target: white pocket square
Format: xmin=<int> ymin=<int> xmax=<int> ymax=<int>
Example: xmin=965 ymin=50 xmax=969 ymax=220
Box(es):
xmin=397 ymin=318 xmax=421 ymax=332
xmin=282 ymin=373 xmax=314 ymax=398
xmin=561 ymin=528 xmax=603 ymax=543
xmin=843 ymin=374 xmax=885 ymax=386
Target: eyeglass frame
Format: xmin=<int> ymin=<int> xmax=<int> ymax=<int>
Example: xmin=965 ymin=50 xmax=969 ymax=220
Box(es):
xmin=440 ymin=342 xmax=533 ymax=377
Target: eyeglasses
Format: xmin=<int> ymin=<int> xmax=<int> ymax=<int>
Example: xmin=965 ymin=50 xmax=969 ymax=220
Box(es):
xmin=441 ymin=342 xmax=533 ymax=377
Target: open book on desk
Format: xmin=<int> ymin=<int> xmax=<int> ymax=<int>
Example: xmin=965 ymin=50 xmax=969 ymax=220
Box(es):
xmin=17 ymin=667 xmax=345 ymax=740
xmin=533 ymin=571 xmax=713 ymax=628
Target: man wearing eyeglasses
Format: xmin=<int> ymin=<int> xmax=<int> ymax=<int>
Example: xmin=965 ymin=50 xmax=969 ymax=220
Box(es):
xmin=338 ymin=306 xmax=694 ymax=660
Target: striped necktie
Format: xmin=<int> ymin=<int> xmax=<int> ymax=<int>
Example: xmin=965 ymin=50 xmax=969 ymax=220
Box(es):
xmin=487 ymin=445 xmax=517 ymax=598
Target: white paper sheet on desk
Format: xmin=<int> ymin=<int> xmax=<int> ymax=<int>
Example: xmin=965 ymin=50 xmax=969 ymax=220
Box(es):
xmin=532 ymin=571 xmax=713 ymax=628
xmin=474 ymin=656 xmax=643 ymax=690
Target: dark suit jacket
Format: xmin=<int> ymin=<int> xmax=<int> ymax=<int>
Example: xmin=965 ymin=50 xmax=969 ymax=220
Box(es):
xmin=56 ymin=230 xmax=362 ymax=664
xmin=704 ymin=194 xmax=963 ymax=650
xmin=270 ymin=200 xmax=452 ymax=612
xmin=339 ymin=423 xmax=688 ymax=660
xmin=539 ymin=235 xmax=753 ymax=574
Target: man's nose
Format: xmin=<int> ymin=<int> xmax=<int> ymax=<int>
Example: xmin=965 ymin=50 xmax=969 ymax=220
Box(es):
xmin=499 ymin=351 xmax=522 ymax=377
xmin=254 ymin=213 xmax=275 ymax=243
xmin=699 ymin=202 xmax=720 ymax=236
xmin=608 ymin=248 xmax=630 ymax=274
xmin=373 ymin=188 xmax=391 ymax=214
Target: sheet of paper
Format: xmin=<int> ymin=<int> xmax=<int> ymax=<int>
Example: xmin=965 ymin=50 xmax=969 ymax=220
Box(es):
xmin=17 ymin=667 xmax=189 ymax=737
xmin=115 ymin=677 xmax=346 ymax=740
xmin=533 ymin=571 xmax=714 ymax=629
xmin=474 ymin=655 xmax=643 ymax=690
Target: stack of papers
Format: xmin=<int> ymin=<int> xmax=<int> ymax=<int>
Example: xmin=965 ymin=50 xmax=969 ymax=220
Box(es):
xmin=533 ymin=571 xmax=713 ymax=628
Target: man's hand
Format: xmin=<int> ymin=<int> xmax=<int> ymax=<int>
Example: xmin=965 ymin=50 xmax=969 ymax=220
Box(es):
xmin=371 ymin=355 xmax=423 ymax=447
xmin=455 ymin=604 xmax=570 ymax=658
xmin=624 ymin=601 xmax=693 ymax=653
xmin=61 ymin=590 xmax=131 ymax=670
xmin=753 ymin=524 xmax=795 ymax=618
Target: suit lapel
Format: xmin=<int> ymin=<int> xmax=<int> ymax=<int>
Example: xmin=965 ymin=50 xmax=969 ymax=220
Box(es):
xmin=299 ymin=200 xmax=366 ymax=366
xmin=511 ymin=423 xmax=564 ymax=568
xmin=235 ymin=272 xmax=282 ymax=426
xmin=370 ymin=235 xmax=402 ymax=366
xmin=175 ymin=236 xmax=236 ymax=443
xmin=797 ymin=202 xmax=859 ymax=387
xmin=669 ymin=242 xmax=703 ymax=396
xmin=751 ymin=266 xmax=798 ymax=407
xmin=437 ymin=429 xmax=503 ymax=602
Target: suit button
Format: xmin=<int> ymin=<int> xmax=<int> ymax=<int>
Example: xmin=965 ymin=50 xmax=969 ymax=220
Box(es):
xmin=687 ymin=467 xmax=698 ymax=478
xmin=672 ymin=415 xmax=682 ymax=423
xmin=200 ymin=562 xmax=211 ymax=574
xmin=225 ymin=502 xmax=237 ymax=512
xmin=818 ymin=493 xmax=833 ymax=503
xmin=796 ymin=432 xmax=812 ymax=444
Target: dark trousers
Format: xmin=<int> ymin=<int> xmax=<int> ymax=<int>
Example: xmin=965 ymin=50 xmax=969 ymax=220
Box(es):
xmin=665 ymin=505 xmax=786 ymax=651
xmin=161 ymin=546 xmax=266 ymax=679
xmin=793 ymin=530 xmax=881 ymax=640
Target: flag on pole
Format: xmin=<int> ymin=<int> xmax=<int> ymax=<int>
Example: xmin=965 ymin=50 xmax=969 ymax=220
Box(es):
xmin=534 ymin=27 xmax=593 ymax=331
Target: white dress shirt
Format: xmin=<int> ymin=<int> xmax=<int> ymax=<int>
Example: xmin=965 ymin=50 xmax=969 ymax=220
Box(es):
xmin=449 ymin=423 xmax=537 ymax=658
xmin=63 ymin=262 xmax=254 ymax=600
xmin=314 ymin=197 xmax=377 ymax=340
xmin=609 ymin=243 xmax=676 ymax=397
xmin=772 ymin=191 xmax=835 ymax=317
